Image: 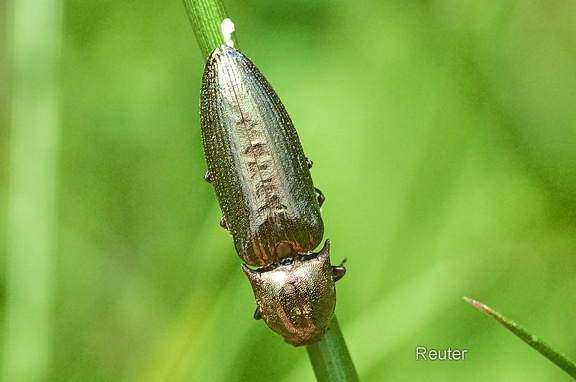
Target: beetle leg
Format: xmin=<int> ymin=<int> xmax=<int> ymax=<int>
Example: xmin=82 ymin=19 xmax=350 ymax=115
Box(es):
xmin=204 ymin=171 xmax=213 ymax=183
xmin=219 ymin=217 xmax=228 ymax=229
xmin=306 ymin=158 xmax=314 ymax=169
xmin=315 ymin=187 xmax=325 ymax=207
xmin=332 ymin=265 xmax=346 ymax=282
xmin=253 ymin=307 xmax=262 ymax=320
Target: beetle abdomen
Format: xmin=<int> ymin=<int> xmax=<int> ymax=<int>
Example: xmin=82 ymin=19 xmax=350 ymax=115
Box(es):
xmin=201 ymin=46 xmax=323 ymax=267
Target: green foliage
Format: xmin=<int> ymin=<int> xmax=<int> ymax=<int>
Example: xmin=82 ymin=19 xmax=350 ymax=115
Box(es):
xmin=466 ymin=298 xmax=576 ymax=378
xmin=3 ymin=1 xmax=576 ymax=381
xmin=307 ymin=317 xmax=359 ymax=382
xmin=182 ymin=0 xmax=237 ymax=58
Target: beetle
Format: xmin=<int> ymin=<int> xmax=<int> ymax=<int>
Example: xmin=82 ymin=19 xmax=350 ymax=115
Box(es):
xmin=200 ymin=45 xmax=345 ymax=346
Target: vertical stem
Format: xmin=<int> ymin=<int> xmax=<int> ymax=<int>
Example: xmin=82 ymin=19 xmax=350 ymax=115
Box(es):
xmin=181 ymin=2 xmax=358 ymax=381
xmin=182 ymin=0 xmax=238 ymax=59
xmin=307 ymin=316 xmax=359 ymax=382
xmin=4 ymin=0 xmax=61 ymax=380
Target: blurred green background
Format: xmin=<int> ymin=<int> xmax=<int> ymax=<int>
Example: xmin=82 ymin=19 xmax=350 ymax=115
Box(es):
xmin=2 ymin=0 xmax=576 ymax=381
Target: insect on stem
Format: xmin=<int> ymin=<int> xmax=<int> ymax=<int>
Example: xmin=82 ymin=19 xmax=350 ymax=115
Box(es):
xmin=200 ymin=29 xmax=346 ymax=346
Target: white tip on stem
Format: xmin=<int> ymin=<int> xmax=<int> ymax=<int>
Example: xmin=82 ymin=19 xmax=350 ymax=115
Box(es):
xmin=221 ymin=18 xmax=235 ymax=47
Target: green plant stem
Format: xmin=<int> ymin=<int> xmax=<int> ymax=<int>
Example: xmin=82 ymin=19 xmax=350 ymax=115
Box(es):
xmin=465 ymin=297 xmax=576 ymax=379
xmin=5 ymin=0 xmax=61 ymax=380
xmin=307 ymin=316 xmax=359 ymax=382
xmin=182 ymin=0 xmax=238 ymax=59
xmin=183 ymin=3 xmax=358 ymax=380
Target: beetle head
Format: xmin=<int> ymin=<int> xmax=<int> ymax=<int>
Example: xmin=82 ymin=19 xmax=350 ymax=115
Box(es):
xmin=241 ymin=240 xmax=341 ymax=346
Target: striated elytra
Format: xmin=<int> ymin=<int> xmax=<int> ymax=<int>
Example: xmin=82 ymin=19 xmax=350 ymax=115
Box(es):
xmin=200 ymin=45 xmax=322 ymax=268
xmin=200 ymin=45 xmax=345 ymax=346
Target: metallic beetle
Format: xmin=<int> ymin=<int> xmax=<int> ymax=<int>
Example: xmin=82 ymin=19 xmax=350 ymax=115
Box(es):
xmin=200 ymin=45 xmax=345 ymax=346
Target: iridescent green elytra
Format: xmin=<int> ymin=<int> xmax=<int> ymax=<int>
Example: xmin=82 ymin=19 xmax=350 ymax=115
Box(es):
xmin=200 ymin=45 xmax=345 ymax=346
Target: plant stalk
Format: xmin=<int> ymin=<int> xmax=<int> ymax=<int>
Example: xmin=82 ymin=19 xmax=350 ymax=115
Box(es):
xmin=182 ymin=0 xmax=238 ymax=59
xmin=307 ymin=316 xmax=360 ymax=382
xmin=4 ymin=0 xmax=61 ymax=379
xmin=465 ymin=297 xmax=576 ymax=378
xmin=182 ymin=1 xmax=357 ymax=380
